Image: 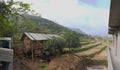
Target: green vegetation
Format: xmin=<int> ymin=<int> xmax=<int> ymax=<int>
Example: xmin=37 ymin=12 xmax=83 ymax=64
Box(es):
xmin=90 ymin=60 xmax=108 ymax=66
xmin=0 ymin=1 xmax=94 ymax=50
xmin=72 ymin=42 xmax=108 ymax=66
xmin=43 ymin=37 xmax=65 ymax=57
xmin=37 ymin=63 xmax=48 ymax=70
xmin=85 ymin=46 xmax=107 ymax=58
xmin=12 ymin=13 xmax=94 ymax=41
xmin=63 ymin=31 xmax=81 ymax=51
xmin=0 ymin=0 xmax=31 ymax=37
xmin=63 ymin=43 xmax=102 ymax=54
xmin=74 ymin=43 xmax=101 ymax=52
xmin=80 ymin=41 xmax=95 ymax=45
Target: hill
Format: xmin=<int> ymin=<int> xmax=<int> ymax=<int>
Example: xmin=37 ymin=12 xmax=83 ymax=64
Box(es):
xmin=14 ymin=14 xmax=91 ymax=40
xmin=25 ymin=14 xmax=70 ymax=34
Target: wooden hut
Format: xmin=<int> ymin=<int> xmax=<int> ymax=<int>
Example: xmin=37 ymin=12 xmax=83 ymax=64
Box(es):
xmin=21 ymin=32 xmax=60 ymax=58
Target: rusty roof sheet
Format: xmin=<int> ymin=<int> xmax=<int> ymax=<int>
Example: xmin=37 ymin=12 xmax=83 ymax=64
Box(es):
xmin=24 ymin=32 xmax=60 ymax=41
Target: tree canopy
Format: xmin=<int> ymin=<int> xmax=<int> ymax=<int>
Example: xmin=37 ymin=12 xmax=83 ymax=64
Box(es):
xmin=64 ymin=31 xmax=81 ymax=49
xmin=0 ymin=0 xmax=31 ymax=37
xmin=43 ymin=37 xmax=65 ymax=57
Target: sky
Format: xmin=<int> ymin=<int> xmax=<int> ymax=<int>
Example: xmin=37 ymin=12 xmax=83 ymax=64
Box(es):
xmin=15 ymin=0 xmax=111 ymax=36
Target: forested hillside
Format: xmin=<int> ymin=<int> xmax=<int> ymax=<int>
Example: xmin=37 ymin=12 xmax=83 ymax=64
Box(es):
xmin=14 ymin=14 xmax=92 ymax=40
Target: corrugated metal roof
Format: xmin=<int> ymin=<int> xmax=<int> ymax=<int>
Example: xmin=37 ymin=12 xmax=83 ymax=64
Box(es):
xmin=24 ymin=32 xmax=61 ymax=41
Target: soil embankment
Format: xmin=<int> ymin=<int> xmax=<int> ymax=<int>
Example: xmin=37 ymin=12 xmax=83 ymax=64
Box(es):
xmin=48 ymin=54 xmax=87 ymax=70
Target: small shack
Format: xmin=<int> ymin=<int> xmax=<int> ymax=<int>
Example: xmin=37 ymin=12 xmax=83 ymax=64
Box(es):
xmin=0 ymin=37 xmax=13 ymax=70
xmin=21 ymin=32 xmax=60 ymax=58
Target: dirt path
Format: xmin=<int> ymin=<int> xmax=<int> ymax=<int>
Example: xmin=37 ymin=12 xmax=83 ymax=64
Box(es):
xmin=92 ymin=49 xmax=107 ymax=60
xmin=14 ymin=58 xmax=40 ymax=70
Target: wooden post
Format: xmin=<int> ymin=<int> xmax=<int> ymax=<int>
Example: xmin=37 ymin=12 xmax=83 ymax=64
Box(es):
xmin=31 ymin=41 xmax=34 ymax=60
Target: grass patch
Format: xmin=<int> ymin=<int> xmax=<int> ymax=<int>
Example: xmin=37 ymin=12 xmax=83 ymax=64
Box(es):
xmin=81 ymin=41 xmax=96 ymax=45
xmin=85 ymin=46 xmax=107 ymax=58
xmin=63 ymin=43 xmax=102 ymax=54
xmin=37 ymin=63 xmax=48 ymax=70
xmin=88 ymin=59 xmax=107 ymax=66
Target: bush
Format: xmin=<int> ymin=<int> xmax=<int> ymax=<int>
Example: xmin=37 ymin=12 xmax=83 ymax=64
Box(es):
xmin=43 ymin=37 xmax=65 ymax=57
xmin=63 ymin=31 xmax=81 ymax=51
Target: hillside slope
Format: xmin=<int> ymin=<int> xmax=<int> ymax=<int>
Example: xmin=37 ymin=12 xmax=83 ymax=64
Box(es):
xmin=14 ymin=14 xmax=90 ymax=40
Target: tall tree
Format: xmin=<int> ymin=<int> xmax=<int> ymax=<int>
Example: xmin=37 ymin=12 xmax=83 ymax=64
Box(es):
xmin=0 ymin=0 xmax=31 ymax=37
xmin=64 ymin=31 xmax=81 ymax=51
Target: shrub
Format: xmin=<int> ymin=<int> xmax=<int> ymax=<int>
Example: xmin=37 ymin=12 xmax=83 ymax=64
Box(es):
xmin=43 ymin=37 xmax=65 ymax=57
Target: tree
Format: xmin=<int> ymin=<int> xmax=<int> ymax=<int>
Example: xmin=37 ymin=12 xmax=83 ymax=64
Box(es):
xmin=0 ymin=0 xmax=31 ymax=37
xmin=64 ymin=31 xmax=81 ymax=51
xmin=43 ymin=37 xmax=65 ymax=58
